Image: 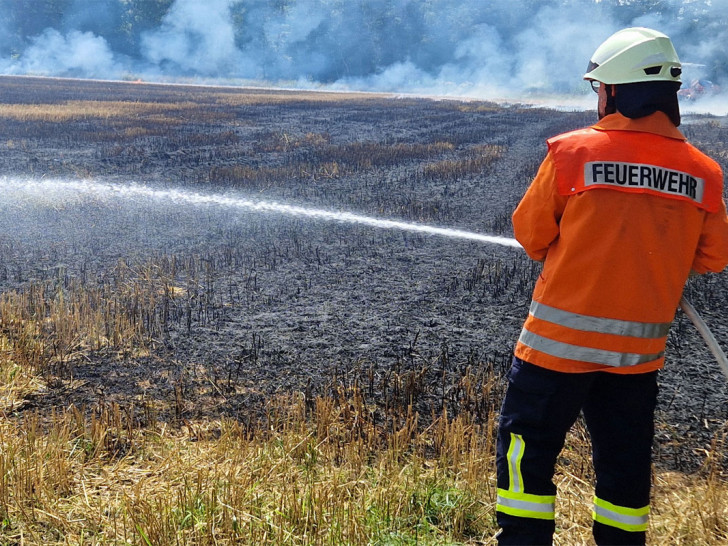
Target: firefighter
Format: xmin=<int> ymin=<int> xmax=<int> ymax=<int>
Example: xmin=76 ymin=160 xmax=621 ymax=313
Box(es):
xmin=495 ymin=27 xmax=728 ymax=545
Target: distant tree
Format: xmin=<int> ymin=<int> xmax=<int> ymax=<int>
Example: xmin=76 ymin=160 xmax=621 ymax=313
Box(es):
xmin=61 ymin=0 xmax=124 ymax=43
xmin=116 ymin=0 xmax=175 ymax=56
xmin=0 ymin=0 xmax=173 ymax=58
xmin=5 ymin=0 xmax=73 ymax=39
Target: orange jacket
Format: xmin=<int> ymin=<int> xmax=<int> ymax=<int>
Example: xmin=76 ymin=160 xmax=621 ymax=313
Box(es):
xmin=513 ymin=112 xmax=728 ymax=374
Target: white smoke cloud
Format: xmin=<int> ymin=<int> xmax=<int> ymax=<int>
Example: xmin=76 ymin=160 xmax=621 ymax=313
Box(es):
xmin=511 ymin=5 xmax=617 ymax=92
xmin=340 ymin=4 xmax=617 ymax=101
xmin=436 ymin=23 xmax=514 ymax=96
xmin=0 ymin=0 xmax=725 ymax=112
xmin=1 ymin=29 xmax=119 ymax=78
xmin=141 ymin=0 xmax=242 ymax=75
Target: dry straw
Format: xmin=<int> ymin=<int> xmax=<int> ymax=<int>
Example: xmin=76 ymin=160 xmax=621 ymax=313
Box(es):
xmin=0 ymin=282 xmax=725 ymax=544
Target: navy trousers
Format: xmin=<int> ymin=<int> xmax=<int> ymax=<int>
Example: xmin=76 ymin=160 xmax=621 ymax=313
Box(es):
xmin=495 ymin=357 xmax=658 ymax=545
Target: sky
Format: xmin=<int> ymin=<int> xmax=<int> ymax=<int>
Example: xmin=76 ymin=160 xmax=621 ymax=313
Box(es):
xmin=0 ymin=0 xmax=726 ymax=110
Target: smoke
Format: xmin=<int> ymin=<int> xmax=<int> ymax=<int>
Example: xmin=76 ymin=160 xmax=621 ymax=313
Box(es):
xmin=0 ymin=0 xmax=726 ymax=110
xmin=142 ymin=0 xmax=242 ymax=75
xmin=0 ymin=29 xmax=120 ymax=78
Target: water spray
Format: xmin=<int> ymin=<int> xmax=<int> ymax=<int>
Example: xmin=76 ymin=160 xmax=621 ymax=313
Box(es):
xmin=2 ymin=179 xmax=523 ymax=248
xmin=3 ymin=178 xmax=726 ymax=378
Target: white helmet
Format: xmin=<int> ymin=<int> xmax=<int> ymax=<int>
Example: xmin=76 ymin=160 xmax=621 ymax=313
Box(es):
xmin=584 ymin=27 xmax=682 ymax=85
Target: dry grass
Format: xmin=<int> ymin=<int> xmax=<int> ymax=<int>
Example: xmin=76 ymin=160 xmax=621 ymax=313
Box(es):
xmin=0 ymin=281 xmax=725 ymax=544
xmin=0 ymin=91 xmax=400 ymax=125
xmin=0 ymin=376 xmax=724 ymax=545
xmin=213 ymin=89 xmax=397 ymax=106
xmin=0 ymin=377 xmax=499 ymax=544
xmin=0 ymin=270 xmax=155 ymax=375
xmin=0 ymin=101 xmax=200 ymax=123
xmin=422 ymin=145 xmax=505 ymax=181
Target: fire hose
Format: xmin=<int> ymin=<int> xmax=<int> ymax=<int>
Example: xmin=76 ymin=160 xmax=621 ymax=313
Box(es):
xmin=679 ymin=296 xmax=728 ymax=381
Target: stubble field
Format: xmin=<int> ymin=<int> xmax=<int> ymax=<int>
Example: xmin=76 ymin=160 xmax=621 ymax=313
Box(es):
xmin=0 ymin=75 xmax=726 ymax=543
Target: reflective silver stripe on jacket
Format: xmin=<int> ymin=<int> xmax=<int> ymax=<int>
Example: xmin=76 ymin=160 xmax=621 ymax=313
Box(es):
xmin=529 ymin=301 xmax=671 ymax=339
xmin=519 ymin=329 xmax=664 ymax=367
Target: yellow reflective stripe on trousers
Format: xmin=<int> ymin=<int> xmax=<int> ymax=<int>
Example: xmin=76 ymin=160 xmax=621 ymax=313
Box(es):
xmin=497 ymin=489 xmax=555 ymax=520
xmin=593 ymin=496 xmax=649 ymax=532
xmin=496 ymin=433 xmax=556 ymax=520
xmin=507 ymin=433 xmax=525 ymax=493
xmin=529 ymin=301 xmax=671 ymax=339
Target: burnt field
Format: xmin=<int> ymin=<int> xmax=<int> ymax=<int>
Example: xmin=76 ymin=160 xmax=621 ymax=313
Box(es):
xmin=0 ymin=75 xmax=726 ymax=472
